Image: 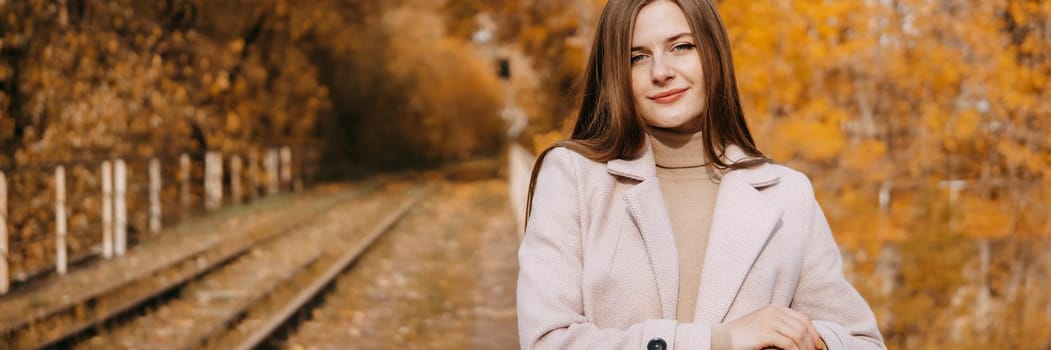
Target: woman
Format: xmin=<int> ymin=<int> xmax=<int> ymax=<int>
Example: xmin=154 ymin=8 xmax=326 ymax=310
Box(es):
xmin=517 ymin=0 xmax=886 ymax=349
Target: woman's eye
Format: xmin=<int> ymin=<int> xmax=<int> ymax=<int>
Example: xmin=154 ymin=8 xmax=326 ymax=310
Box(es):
xmin=672 ymin=43 xmax=695 ymax=52
xmin=630 ymin=54 xmax=647 ymax=64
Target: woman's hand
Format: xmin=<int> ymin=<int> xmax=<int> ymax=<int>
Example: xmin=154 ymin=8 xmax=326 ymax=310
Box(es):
xmin=726 ymin=304 xmax=824 ymax=350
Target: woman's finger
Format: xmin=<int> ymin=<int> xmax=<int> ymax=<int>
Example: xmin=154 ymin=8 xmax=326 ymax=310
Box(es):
xmin=774 ymin=318 xmax=811 ymax=350
xmin=778 ymin=306 xmax=823 ymax=350
xmin=780 ymin=306 xmax=813 ymax=329
xmin=808 ymin=322 xmax=824 ymax=350
xmin=769 ymin=331 xmax=802 ymax=350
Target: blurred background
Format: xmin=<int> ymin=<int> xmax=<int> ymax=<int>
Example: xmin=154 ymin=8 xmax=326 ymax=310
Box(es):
xmin=0 ymin=0 xmax=1049 ymax=349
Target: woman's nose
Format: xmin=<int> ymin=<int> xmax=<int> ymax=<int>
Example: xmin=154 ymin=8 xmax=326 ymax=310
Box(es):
xmin=650 ymin=55 xmax=674 ymax=85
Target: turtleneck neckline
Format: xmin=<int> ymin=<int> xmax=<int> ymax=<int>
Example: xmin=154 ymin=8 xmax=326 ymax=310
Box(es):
xmin=646 ymin=126 xmax=709 ymax=169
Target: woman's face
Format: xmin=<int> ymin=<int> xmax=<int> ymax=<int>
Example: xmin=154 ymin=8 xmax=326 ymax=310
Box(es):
xmin=630 ymin=0 xmax=706 ymax=133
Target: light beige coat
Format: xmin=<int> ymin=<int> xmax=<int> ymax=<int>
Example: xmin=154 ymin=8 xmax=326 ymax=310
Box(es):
xmin=517 ymin=143 xmax=885 ymax=350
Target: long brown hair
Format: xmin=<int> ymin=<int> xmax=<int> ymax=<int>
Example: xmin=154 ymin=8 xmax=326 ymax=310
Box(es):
xmin=526 ymin=0 xmax=769 ymax=220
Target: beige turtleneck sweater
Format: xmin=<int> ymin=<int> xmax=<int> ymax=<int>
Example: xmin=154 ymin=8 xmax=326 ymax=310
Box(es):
xmin=646 ymin=127 xmax=732 ymax=350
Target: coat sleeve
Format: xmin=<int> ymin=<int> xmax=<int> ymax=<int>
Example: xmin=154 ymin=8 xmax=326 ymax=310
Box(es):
xmin=790 ymin=173 xmax=887 ymax=350
xmin=517 ymin=148 xmax=713 ymax=350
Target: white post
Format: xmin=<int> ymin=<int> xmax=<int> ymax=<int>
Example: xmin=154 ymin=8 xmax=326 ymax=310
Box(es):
xmin=878 ymin=181 xmax=892 ymax=211
xmin=266 ymin=149 xmax=279 ymax=195
xmin=231 ymin=155 xmax=243 ymax=204
xmin=180 ymin=154 xmax=190 ymax=209
xmin=149 ymin=158 xmax=161 ymax=233
xmin=101 ymin=161 xmax=113 ymax=258
xmin=248 ymin=151 xmax=259 ymax=200
xmin=115 ymin=159 xmax=127 ymax=256
xmin=877 ymin=245 xmax=897 ymax=296
xmin=508 ymin=144 xmax=534 ymax=238
xmin=1 ymin=171 xmax=8 ymax=294
xmin=55 ymin=166 xmax=67 ymax=275
xmin=280 ymin=146 xmax=292 ymax=191
xmin=204 ymin=153 xmax=212 ymax=210
xmin=205 ymin=152 xmax=223 ymax=211
xmin=975 ymin=239 xmax=991 ymax=328
xmin=289 ymin=147 xmax=303 ymax=193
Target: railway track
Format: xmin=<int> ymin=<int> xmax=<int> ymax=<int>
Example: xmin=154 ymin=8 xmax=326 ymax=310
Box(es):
xmin=0 ymin=179 xmax=426 ymax=350
xmin=279 ymin=179 xmax=520 ymax=349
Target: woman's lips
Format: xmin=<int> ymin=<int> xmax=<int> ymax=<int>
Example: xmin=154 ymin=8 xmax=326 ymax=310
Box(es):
xmin=649 ymin=88 xmax=688 ymax=104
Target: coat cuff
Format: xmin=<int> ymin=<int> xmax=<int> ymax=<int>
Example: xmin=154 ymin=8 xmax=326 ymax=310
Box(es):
xmin=711 ymin=324 xmax=733 ymax=350
xmin=813 ymin=320 xmax=848 ymax=350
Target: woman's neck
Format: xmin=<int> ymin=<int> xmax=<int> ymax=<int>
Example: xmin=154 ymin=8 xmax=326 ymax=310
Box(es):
xmin=646 ymin=126 xmax=708 ymax=169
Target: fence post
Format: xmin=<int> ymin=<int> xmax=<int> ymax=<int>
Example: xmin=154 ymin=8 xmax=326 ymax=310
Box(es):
xmin=55 ymin=166 xmax=67 ymax=275
xmin=149 ymin=158 xmax=161 ymax=233
xmin=280 ymin=146 xmax=292 ymax=192
xmin=180 ymin=154 xmax=190 ymax=209
xmin=231 ymin=155 xmax=242 ymax=205
xmin=205 ymin=152 xmax=223 ymax=211
xmin=205 ymin=152 xmax=213 ymax=210
xmin=266 ymin=149 xmax=278 ymax=195
xmin=975 ymin=238 xmax=991 ymax=329
xmin=102 ymin=161 xmax=113 ymax=258
xmin=508 ymin=144 xmax=534 ymax=239
xmin=115 ymin=159 xmax=127 ymax=256
xmin=1 ymin=171 xmax=8 ymax=294
xmin=291 ymin=147 xmax=303 ymax=192
xmin=248 ymin=151 xmax=259 ymax=200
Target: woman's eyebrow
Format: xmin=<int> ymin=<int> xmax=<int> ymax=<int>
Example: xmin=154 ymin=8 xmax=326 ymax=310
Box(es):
xmin=631 ymin=32 xmax=693 ymax=51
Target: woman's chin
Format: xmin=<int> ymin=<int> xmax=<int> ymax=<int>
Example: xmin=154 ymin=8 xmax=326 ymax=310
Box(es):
xmin=645 ymin=117 xmax=703 ymax=133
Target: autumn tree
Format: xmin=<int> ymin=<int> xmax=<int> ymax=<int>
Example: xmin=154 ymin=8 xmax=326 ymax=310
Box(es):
xmin=722 ymin=0 xmax=1049 ymax=346
xmin=0 ymin=0 xmax=507 ymax=284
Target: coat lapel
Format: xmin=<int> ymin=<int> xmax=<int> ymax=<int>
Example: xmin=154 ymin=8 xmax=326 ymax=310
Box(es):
xmin=623 ymin=178 xmax=679 ymax=319
xmin=609 ymin=145 xmax=679 ymax=319
xmin=693 ymin=168 xmax=784 ymax=324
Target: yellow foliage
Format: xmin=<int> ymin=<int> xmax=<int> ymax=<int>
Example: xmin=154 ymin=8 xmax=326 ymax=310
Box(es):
xmin=780 ymin=117 xmax=845 ymax=163
xmin=957 ymin=195 xmax=1013 ymax=239
xmin=842 ymin=139 xmax=887 ymax=177
xmin=224 ymin=112 xmax=241 ymax=134
xmin=953 ymin=109 xmax=980 ymax=141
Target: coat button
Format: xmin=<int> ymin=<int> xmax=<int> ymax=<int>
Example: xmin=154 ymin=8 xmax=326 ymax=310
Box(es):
xmin=646 ymin=338 xmax=667 ymax=350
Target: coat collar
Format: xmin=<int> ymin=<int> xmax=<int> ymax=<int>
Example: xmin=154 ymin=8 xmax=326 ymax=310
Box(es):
xmin=607 ymin=142 xmax=781 ymax=188
xmin=610 ymin=139 xmax=784 ymax=322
